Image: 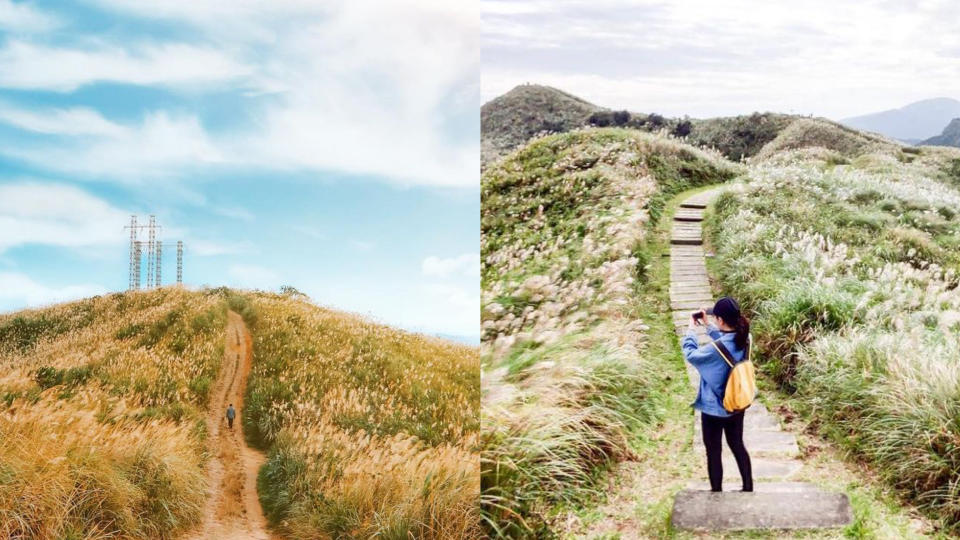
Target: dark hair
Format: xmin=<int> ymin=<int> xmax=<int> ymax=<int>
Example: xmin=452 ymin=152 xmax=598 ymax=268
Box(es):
xmin=712 ymin=297 xmax=750 ymax=350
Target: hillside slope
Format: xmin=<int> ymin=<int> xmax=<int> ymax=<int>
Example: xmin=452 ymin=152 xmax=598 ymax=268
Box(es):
xmin=0 ymin=288 xmax=480 ymax=539
xmin=709 ymin=134 xmax=960 ymax=531
xmin=482 ymin=85 xmax=810 ymax=166
xmin=481 ymin=84 xmax=601 ymax=167
xmin=840 ymin=97 xmax=960 ymax=142
xmin=923 ymin=117 xmax=960 ymax=147
xmin=481 ymin=128 xmax=738 ymax=535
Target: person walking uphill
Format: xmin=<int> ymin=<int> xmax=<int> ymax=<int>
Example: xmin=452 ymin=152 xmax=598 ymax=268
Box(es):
xmin=682 ymin=296 xmax=754 ymax=492
xmin=226 ymin=404 xmax=236 ymax=429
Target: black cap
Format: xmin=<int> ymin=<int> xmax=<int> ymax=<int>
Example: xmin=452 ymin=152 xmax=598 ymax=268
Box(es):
xmin=712 ymin=297 xmax=740 ymax=323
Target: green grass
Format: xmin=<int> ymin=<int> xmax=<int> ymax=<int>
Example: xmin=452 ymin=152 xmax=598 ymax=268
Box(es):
xmin=481 ymin=129 xmax=737 ymax=537
xmin=706 ymin=146 xmax=960 ymax=532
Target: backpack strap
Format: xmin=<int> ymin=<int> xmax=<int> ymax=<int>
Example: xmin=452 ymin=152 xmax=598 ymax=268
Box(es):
xmin=710 ymin=339 xmax=737 ymax=368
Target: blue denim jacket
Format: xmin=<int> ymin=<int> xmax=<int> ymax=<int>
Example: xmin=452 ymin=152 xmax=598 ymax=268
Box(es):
xmin=681 ymin=324 xmax=746 ymax=418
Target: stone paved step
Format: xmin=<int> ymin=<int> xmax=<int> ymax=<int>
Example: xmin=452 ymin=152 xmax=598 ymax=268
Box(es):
xmin=704 ymin=456 xmax=804 ymax=480
xmin=693 ymin=428 xmax=799 ymax=457
xmin=684 ymin=481 xmax=820 ymax=493
xmin=671 ymin=189 xmax=851 ymax=532
xmin=671 ymin=489 xmax=853 ymax=531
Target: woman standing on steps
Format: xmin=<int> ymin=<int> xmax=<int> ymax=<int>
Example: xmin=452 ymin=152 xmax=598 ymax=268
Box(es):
xmin=682 ymin=297 xmax=754 ymax=493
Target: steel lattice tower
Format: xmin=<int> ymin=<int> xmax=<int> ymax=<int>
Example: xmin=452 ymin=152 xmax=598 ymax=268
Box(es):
xmin=176 ymin=241 xmax=184 ymax=285
xmin=126 ymin=215 xmax=138 ymax=290
xmin=145 ymin=216 xmax=156 ymax=288
xmin=155 ymin=240 xmax=163 ymax=287
xmin=133 ymin=241 xmax=143 ymax=290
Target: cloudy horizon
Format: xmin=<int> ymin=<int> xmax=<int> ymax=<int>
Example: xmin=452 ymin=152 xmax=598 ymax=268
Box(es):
xmin=482 ymin=0 xmax=960 ymax=121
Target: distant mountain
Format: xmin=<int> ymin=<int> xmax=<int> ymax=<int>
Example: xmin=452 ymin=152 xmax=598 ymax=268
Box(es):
xmin=840 ymin=98 xmax=960 ymax=142
xmin=481 ymin=84 xmax=601 ymax=166
xmin=922 ymin=118 xmax=960 ymax=148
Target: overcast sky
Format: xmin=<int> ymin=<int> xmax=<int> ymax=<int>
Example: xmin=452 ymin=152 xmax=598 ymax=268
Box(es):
xmin=0 ymin=0 xmax=478 ymax=341
xmin=482 ymin=0 xmax=960 ymax=119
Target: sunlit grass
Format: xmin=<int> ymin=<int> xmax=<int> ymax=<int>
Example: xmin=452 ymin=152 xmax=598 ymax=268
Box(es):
xmin=0 ymin=287 xmax=230 ymax=538
xmin=243 ymin=291 xmax=481 ymax=539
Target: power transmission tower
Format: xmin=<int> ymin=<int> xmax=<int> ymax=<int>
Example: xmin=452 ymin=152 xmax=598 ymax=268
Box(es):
xmin=126 ymin=215 xmax=138 ymax=290
xmin=133 ymin=241 xmax=143 ymax=289
xmin=145 ymin=215 xmax=157 ymax=288
xmin=156 ymin=240 xmax=163 ymax=287
xmin=177 ymin=241 xmax=184 ymax=285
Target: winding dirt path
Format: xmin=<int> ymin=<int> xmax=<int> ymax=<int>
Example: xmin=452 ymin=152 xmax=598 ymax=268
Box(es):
xmin=185 ymin=310 xmax=274 ymax=540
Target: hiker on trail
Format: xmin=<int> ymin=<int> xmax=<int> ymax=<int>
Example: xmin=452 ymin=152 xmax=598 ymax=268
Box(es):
xmin=683 ymin=297 xmax=754 ymax=492
xmin=226 ymin=404 xmax=236 ymax=429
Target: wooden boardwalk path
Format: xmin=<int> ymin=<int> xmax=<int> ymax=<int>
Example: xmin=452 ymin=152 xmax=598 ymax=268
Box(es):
xmin=668 ymin=189 xmax=852 ymax=532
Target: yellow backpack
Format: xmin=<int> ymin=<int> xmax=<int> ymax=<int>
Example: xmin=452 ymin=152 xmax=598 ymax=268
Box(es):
xmin=711 ymin=335 xmax=757 ymax=413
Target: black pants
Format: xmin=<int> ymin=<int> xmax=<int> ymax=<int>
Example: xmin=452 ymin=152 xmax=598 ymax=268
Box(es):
xmin=228 ymin=417 xmax=234 ymax=429
xmin=702 ymin=411 xmax=753 ymax=492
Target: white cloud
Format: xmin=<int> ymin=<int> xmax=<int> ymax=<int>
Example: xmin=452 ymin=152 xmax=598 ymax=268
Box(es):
xmin=228 ymin=264 xmax=280 ymax=289
xmin=482 ymin=0 xmax=960 ymax=119
xmin=5 ymin=111 xmax=224 ymax=181
xmin=0 ymin=0 xmax=480 ymax=188
xmin=0 ymin=40 xmax=249 ymax=92
xmin=0 ymin=272 xmax=106 ymax=308
xmin=0 ymin=182 xmax=129 ymax=253
xmin=0 ymin=0 xmax=59 ymax=32
xmin=0 ymin=102 xmax=128 ymax=136
xmin=422 ymin=253 xmax=479 ymax=278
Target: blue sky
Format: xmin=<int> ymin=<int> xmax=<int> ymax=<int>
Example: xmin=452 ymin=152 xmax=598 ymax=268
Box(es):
xmin=0 ymin=0 xmax=479 ymax=341
xmin=483 ymin=0 xmax=960 ymax=119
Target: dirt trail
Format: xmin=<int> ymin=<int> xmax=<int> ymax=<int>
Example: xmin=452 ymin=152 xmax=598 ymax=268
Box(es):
xmin=185 ymin=310 xmax=274 ymax=540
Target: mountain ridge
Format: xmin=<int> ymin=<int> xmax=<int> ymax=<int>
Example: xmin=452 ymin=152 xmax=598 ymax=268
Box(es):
xmin=840 ymin=97 xmax=960 ymax=142
xmin=922 ymin=117 xmax=960 ymax=147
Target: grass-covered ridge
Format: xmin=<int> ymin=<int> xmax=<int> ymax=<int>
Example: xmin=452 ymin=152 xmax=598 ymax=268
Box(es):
xmin=242 ymin=290 xmax=480 ymax=539
xmin=707 ymin=142 xmax=960 ymax=530
xmin=481 ymin=128 xmax=738 ymax=536
xmin=0 ymin=288 xmax=232 ymax=539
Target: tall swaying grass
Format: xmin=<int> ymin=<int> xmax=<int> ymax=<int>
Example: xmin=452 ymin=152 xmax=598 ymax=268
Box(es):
xmin=0 ymin=288 xmax=231 ymax=538
xmin=707 ymin=141 xmax=960 ymax=528
xmin=481 ymin=128 xmax=738 ymax=535
xmin=242 ymin=291 xmax=480 ymax=539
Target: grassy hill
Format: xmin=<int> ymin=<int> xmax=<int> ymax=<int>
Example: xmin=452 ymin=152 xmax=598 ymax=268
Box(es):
xmin=707 ymin=138 xmax=960 ymax=531
xmin=0 ymin=288 xmax=480 ymax=539
xmin=481 ymin=110 xmax=960 ymax=535
xmin=481 ymin=84 xmax=601 ymax=167
xmin=480 ymin=128 xmax=738 ymax=535
xmin=481 ymin=85 xmax=839 ymax=167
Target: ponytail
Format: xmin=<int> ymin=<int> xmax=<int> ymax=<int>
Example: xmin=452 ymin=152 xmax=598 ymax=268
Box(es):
xmin=734 ymin=315 xmax=750 ymax=350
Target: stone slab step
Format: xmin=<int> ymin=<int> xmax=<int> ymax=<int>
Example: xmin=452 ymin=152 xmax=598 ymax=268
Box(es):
xmin=680 ymin=202 xmax=708 ymax=209
xmin=701 ymin=456 xmax=804 ymax=480
xmin=671 ymin=238 xmax=703 ymax=246
xmin=693 ymin=429 xmax=799 ymax=457
xmin=693 ymin=406 xmax=782 ymax=433
xmin=671 ymin=489 xmax=852 ymax=531
xmin=684 ymin=481 xmax=820 ymax=493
